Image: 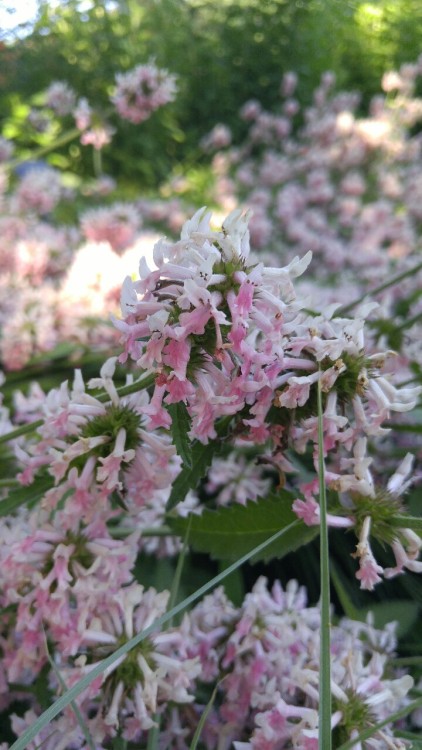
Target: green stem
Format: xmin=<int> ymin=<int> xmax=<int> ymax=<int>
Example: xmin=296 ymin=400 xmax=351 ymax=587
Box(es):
xmin=93 ymin=146 xmax=103 ymax=177
xmin=394 ymin=310 xmax=422 ymax=332
xmin=392 ymin=656 xmax=422 ymax=667
xmin=189 ymin=680 xmax=222 ymax=750
xmin=42 ymin=629 xmax=96 ymax=750
xmin=317 ymin=374 xmax=332 ymax=750
xmin=0 ymin=479 xmax=20 ymax=488
xmin=96 ymin=372 xmax=156 ymax=403
xmin=382 ymin=421 xmax=422 ymax=433
xmin=0 ymin=372 xmax=156 ymax=445
xmin=109 ymin=525 xmax=173 ymax=537
xmin=8 ymin=128 xmax=81 ymax=170
xmin=335 ymin=260 xmax=422 ymax=317
xmin=168 ymin=515 xmax=191 ymax=618
xmin=0 ymin=420 xmax=44 ymax=445
xmin=389 ymin=514 xmax=422 ymax=531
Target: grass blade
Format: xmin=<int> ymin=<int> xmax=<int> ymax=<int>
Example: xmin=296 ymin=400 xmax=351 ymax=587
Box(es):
xmin=317 ymin=373 xmax=332 ymax=750
xmin=190 ymin=680 xmax=222 ymax=750
xmin=42 ymin=629 xmax=96 ymax=750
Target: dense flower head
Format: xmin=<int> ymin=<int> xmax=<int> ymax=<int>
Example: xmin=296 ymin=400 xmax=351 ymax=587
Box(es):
xmin=13 ymin=164 xmax=64 ymax=215
xmin=80 ymin=202 xmax=141 ymax=252
xmin=44 ymin=80 xmax=77 ymax=116
xmin=0 ymin=576 xmax=413 ymax=748
xmin=182 ymin=578 xmax=413 ymax=750
xmin=114 ymin=207 xmax=421 ymax=593
xmin=116 ymin=206 xmax=315 ymax=442
xmin=201 ymin=123 xmax=232 ymax=152
xmin=112 ymin=62 xmax=177 ymax=124
xmin=116 ymin=208 xmax=419 ymax=445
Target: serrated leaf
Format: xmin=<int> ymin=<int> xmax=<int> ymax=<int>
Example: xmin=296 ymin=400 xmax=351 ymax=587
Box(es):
xmin=0 ymin=476 xmax=54 ymax=517
xmin=168 ymin=402 xmax=193 ymax=468
xmin=166 ymin=438 xmax=223 ymax=511
xmin=168 ymin=493 xmax=319 ymax=563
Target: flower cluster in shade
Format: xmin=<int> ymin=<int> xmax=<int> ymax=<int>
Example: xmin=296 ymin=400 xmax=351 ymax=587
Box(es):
xmin=111 ymin=62 xmax=177 ymax=125
xmin=0 ymin=576 xmax=414 ymax=749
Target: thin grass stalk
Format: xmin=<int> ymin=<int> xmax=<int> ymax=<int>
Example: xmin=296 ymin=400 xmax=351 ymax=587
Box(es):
xmin=168 ymin=514 xmax=192 ymax=618
xmin=0 ymin=479 xmax=20 ymax=488
xmin=335 ymin=259 xmax=422 ymax=316
xmin=189 ymin=680 xmax=222 ymax=750
xmin=317 ymin=373 xmax=332 ymax=750
xmin=42 ymin=629 xmax=96 ymax=750
xmin=146 ymin=523 xmax=192 ymax=750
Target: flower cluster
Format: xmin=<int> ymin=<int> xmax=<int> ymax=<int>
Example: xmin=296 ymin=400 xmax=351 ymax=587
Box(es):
xmin=44 ymin=80 xmax=77 ymax=116
xmin=184 ymin=578 xmax=413 ymax=750
xmin=115 ymin=207 xmax=421 ymax=591
xmin=80 ymin=202 xmax=142 ymax=252
xmin=13 ymin=164 xmax=65 ymax=216
xmin=0 ymin=572 xmax=413 ymax=749
xmin=112 ymin=62 xmax=177 ymax=124
xmin=209 ymin=61 xmax=422 ymax=381
xmin=1 ymin=55 xmax=422 ymax=750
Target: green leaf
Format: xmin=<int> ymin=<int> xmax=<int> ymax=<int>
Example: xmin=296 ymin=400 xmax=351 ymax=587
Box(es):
xmin=168 ymin=492 xmax=319 ymax=562
xmin=168 ymin=402 xmax=193 ymax=468
xmin=166 ymin=438 xmax=223 ymax=511
xmin=0 ymin=476 xmax=54 ymax=517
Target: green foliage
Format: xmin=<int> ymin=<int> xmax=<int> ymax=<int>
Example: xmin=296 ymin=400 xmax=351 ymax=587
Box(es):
xmin=166 ymin=436 xmax=224 ymax=510
xmin=168 ymin=402 xmax=193 ymax=468
xmin=2 ymin=0 xmax=421 ymax=189
xmin=0 ymin=475 xmax=54 ymax=517
xmin=168 ymin=492 xmax=319 ymax=562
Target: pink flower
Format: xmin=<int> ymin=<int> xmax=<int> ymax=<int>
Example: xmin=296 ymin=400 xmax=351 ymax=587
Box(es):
xmin=44 ymin=80 xmax=76 ymax=115
xmin=80 ymin=202 xmax=140 ymax=252
xmin=97 ymin=428 xmax=136 ymax=491
xmin=112 ymin=62 xmax=177 ymax=124
xmin=275 ymin=372 xmax=320 ymax=409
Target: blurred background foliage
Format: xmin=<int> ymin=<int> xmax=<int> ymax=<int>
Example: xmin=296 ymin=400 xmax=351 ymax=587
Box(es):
xmin=1 ymin=0 xmax=422 ymax=190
